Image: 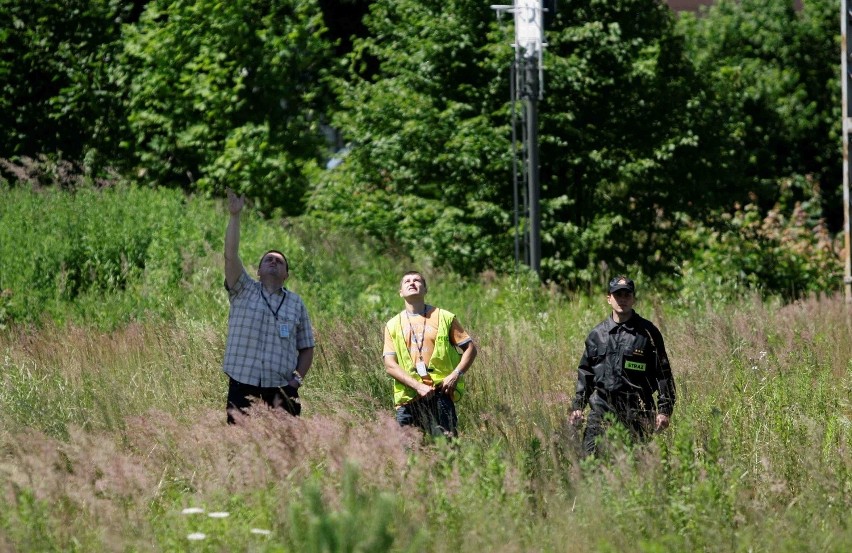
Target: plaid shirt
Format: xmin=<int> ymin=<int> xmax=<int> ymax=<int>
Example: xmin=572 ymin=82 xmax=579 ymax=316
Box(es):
xmin=222 ymin=270 xmax=315 ymax=387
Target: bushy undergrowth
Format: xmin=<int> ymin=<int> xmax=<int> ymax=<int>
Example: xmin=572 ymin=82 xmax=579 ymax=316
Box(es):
xmin=0 ymin=178 xmax=220 ymax=327
xmin=1 ymin=168 xmax=499 ymax=331
xmin=1 ymin=181 xmax=851 ymax=551
xmin=673 ymin=176 xmax=841 ymax=305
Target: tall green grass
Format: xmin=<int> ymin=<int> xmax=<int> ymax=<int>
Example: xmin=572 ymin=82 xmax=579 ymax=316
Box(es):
xmin=0 ymin=183 xmax=850 ymax=551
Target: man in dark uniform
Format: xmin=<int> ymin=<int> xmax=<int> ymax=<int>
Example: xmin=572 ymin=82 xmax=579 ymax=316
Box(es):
xmin=569 ymin=275 xmax=676 ymax=456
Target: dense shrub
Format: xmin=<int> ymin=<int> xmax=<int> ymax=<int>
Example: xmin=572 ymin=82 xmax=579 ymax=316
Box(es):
xmin=116 ymin=0 xmax=334 ymax=214
xmin=671 ymin=175 xmax=841 ymax=304
xmin=0 ymin=158 xmax=401 ymax=328
xmin=0 ymin=159 xmax=222 ymax=326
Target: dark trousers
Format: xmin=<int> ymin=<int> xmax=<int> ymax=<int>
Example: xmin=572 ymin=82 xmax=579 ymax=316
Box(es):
xmin=226 ymin=377 xmax=301 ymax=424
xmin=396 ymin=390 xmax=458 ymax=438
xmin=582 ymin=392 xmax=654 ymax=457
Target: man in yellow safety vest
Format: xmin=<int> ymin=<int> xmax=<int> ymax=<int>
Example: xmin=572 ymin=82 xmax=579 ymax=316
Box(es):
xmin=382 ymin=271 xmax=478 ymax=438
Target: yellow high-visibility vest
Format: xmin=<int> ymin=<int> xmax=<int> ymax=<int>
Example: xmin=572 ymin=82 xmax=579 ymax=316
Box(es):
xmin=386 ymin=308 xmax=464 ymax=406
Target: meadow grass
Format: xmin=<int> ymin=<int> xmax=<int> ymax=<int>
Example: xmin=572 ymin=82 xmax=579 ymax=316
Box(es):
xmin=1 ymin=289 xmax=851 ymax=552
xmin=1 ymin=183 xmax=850 ymax=551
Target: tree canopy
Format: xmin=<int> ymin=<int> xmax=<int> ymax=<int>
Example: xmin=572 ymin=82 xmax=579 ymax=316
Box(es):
xmin=0 ymin=0 xmax=842 ymax=297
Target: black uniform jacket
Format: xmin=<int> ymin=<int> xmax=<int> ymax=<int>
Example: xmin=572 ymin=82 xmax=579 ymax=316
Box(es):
xmin=571 ymin=312 xmax=676 ymax=416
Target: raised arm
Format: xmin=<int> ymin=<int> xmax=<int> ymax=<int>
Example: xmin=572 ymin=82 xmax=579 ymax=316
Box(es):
xmin=224 ymin=189 xmax=245 ymax=289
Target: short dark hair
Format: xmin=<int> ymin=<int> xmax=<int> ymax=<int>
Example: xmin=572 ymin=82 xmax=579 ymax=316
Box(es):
xmin=259 ymin=250 xmax=289 ymax=271
xmin=400 ymin=270 xmax=426 ymax=287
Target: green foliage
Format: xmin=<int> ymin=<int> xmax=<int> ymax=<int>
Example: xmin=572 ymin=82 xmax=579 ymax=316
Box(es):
xmin=313 ymin=0 xmax=818 ymax=292
xmin=289 ymin=465 xmax=415 ymax=553
xmin=308 ymin=0 xmax=515 ymax=275
xmin=0 ymin=179 xmax=214 ymax=326
xmin=0 ymin=0 xmax=845 ymax=300
xmin=0 ymin=487 xmax=81 ymax=552
xmin=1 ymin=183 xmax=852 ymax=551
xmin=673 ymin=175 xmax=841 ymax=303
xmin=0 ymin=160 xmax=416 ymax=330
xmin=116 ymin=0 xmax=334 ymax=214
xmin=308 ymin=0 xmax=844 ymax=299
xmin=539 ymin=0 xmax=718 ymax=284
xmin=0 ymin=0 xmax=133 ymax=166
xmin=677 ymin=0 xmax=840 ymax=202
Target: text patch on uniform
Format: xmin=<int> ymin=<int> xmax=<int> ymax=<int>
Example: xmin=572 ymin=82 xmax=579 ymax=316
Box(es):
xmin=624 ymin=360 xmax=646 ymax=371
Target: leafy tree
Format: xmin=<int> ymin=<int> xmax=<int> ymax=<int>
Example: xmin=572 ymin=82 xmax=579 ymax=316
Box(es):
xmin=312 ymin=0 xmax=715 ymax=284
xmin=309 ymin=0 xmax=515 ymax=273
xmin=312 ymin=0 xmax=841 ymax=297
xmin=537 ymin=0 xmax=720 ymax=284
xmin=0 ymin=0 xmax=137 ymax=167
xmin=116 ymin=0 xmax=334 ymax=214
xmin=670 ymin=0 xmax=843 ymax=298
xmin=676 ymin=0 xmax=841 ymax=220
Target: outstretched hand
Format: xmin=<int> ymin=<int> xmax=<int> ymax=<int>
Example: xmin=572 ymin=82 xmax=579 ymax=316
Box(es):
xmin=226 ymin=188 xmax=245 ymax=215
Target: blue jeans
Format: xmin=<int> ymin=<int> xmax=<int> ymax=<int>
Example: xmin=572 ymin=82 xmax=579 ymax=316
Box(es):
xmin=396 ymin=390 xmax=458 ymax=438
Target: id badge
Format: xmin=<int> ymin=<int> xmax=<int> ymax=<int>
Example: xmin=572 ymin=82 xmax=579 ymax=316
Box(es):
xmin=415 ymin=361 xmax=429 ymax=377
xmin=279 ymin=323 xmax=290 ymax=338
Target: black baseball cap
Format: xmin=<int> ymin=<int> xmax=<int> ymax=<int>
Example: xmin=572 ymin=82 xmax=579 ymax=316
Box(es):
xmin=608 ymin=276 xmax=635 ymax=294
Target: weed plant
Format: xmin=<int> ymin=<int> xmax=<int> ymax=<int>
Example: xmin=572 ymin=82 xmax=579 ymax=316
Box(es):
xmin=0 ymin=182 xmax=850 ymax=551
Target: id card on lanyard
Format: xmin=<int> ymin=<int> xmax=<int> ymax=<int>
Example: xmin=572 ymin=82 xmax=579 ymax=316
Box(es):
xmin=415 ymin=361 xmax=429 ymax=377
xmin=405 ymin=309 xmax=432 ymax=381
xmin=261 ymin=287 xmax=288 ymax=337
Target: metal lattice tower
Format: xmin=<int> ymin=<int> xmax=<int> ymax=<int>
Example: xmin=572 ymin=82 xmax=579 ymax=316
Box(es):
xmin=492 ymin=1 xmax=549 ymax=277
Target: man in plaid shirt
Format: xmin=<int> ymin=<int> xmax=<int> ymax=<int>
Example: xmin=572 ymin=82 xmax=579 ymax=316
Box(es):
xmin=222 ymin=189 xmax=315 ymax=423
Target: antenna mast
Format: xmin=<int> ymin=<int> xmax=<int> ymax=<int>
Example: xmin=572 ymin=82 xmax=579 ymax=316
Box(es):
xmin=492 ymin=1 xmax=548 ymax=277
